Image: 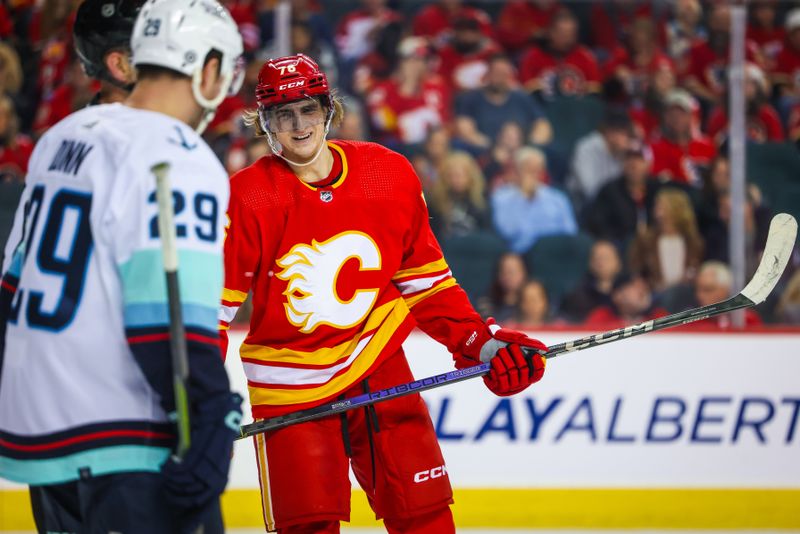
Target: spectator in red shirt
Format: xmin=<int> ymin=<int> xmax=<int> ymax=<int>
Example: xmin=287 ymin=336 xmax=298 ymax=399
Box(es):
xmin=334 ymin=0 xmax=400 ymax=62
xmin=706 ymin=63 xmax=784 ymax=144
xmin=29 ymin=0 xmax=77 ymax=100
xmin=603 ymin=17 xmax=675 ymax=104
xmin=366 ymin=36 xmax=450 ymax=150
xmin=32 ymin=57 xmax=96 ymax=137
xmin=747 ymin=0 xmax=784 ymax=70
xmin=0 ymin=95 xmax=33 ymax=183
xmin=684 ymin=4 xmax=763 ymax=105
xmin=589 ymin=0 xmax=657 ymax=61
xmin=664 ymin=0 xmax=706 ymax=74
xmin=495 ymin=0 xmax=563 ymax=56
xmin=583 ymin=273 xmax=667 ymax=329
xmin=436 ymin=12 xmax=502 ymax=92
xmin=649 ymin=89 xmax=716 ymax=185
xmin=688 ymin=261 xmax=762 ymax=329
xmin=520 ymin=9 xmax=601 ymax=98
xmin=412 ymin=0 xmax=493 ymax=47
xmin=629 ymin=62 xmax=678 ymax=141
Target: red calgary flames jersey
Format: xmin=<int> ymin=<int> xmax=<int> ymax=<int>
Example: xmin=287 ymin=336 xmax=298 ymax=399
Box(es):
xmin=221 ymin=141 xmax=483 ymax=418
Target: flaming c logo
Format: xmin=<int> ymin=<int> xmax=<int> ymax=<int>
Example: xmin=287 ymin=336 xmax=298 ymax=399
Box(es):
xmin=276 ymin=231 xmax=381 ymax=333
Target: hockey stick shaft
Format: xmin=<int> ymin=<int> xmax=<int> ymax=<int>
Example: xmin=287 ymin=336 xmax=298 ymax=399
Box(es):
xmin=237 ymin=213 xmax=797 ymax=440
xmin=152 ymin=162 xmax=191 ymax=460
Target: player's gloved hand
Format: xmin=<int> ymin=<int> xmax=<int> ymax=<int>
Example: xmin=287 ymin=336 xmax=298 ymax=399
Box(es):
xmin=454 ymin=318 xmax=547 ymax=396
xmin=161 ymin=392 xmax=243 ymax=510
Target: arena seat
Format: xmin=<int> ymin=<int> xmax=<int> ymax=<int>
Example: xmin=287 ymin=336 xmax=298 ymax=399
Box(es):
xmin=746 ymin=142 xmax=800 ymax=223
xmin=524 ymin=232 xmax=594 ymax=306
xmin=440 ymin=231 xmax=508 ymax=303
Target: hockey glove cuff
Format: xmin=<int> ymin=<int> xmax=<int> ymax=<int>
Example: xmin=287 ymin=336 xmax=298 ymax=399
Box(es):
xmin=454 ymin=318 xmax=547 ymax=396
xmin=162 ymin=392 xmax=243 ymax=511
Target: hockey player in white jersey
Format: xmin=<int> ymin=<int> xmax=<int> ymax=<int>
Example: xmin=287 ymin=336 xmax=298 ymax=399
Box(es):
xmin=0 ymin=0 xmax=244 ymax=532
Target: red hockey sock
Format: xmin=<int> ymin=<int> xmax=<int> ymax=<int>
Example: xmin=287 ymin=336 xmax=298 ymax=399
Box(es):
xmin=383 ymin=506 xmax=455 ymax=534
xmin=277 ymin=520 xmax=339 ymax=533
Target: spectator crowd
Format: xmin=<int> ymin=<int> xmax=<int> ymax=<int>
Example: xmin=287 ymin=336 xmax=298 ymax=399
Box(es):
xmin=2 ymin=0 xmax=800 ymax=328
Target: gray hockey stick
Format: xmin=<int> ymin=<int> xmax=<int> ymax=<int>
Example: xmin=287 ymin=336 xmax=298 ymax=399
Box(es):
xmin=238 ymin=213 xmax=797 ymax=440
xmin=152 ymin=161 xmax=191 ymax=460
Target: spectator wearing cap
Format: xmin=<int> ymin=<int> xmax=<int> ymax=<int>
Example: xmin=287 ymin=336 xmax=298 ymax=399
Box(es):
xmin=628 ymin=188 xmax=704 ymax=292
xmin=583 ymin=140 xmax=659 ymax=248
xmin=684 ymin=261 xmax=762 ymax=329
xmin=495 ymin=0 xmax=563 ymax=56
xmin=603 ymin=17 xmax=675 ymax=104
xmin=436 ymin=11 xmax=502 ymax=92
xmin=772 ymin=8 xmax=800 ymax=126
xmin=567 ymin=109 xmax=635 ymax=207
xmin=412 ymin=0 xmax=493 ymax=48
xmin=583 ymin=273 xmax=667 ymax=328
xmin=491 ymin=146 xmax=577 ymax=254
xmin=560 ymin=240 xmax=623 ymax=324
xmin=649 ymin=89 xmax=716 ymax=185
xmin=683 ymin=4 xmax=763 ymax=105
xmin=747 ymin=0 xmax=784 ymax=69
xmin=519 ymin=9 xmax=601 ymax=98
xmin=453 ymin=54 xmax=551 ymax=154
xmin=365 ymin=36 xmax=450 ymax=151
xmin=664 ymin=0 xmax=706 ymax=73
xmin=706 ymin=63 xmax=784 ymax=144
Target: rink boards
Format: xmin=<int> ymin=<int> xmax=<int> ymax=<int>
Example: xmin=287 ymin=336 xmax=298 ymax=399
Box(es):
xmin=1 ymin=329 xmax=799 ymax=529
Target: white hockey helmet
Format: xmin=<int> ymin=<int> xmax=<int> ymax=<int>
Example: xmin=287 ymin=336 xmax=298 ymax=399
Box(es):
xmin=131 ymin=0 xmax=244 ymax=131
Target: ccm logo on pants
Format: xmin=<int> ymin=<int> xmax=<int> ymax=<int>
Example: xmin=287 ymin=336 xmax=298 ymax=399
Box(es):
xmin=414 ymin=465 xmax=448 ymax=483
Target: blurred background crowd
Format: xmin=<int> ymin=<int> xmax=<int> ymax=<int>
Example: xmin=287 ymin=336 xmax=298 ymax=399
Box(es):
xmin=2 ymin=0 xmax=800 ymax=329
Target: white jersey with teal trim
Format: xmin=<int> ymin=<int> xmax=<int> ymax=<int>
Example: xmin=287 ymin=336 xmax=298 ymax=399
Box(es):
xmin=0 ymin=103 xmax=228 ymax=485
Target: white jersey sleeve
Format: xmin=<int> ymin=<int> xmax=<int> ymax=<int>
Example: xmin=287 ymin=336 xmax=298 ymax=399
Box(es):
xmin=0 ymin=103 xmax=230 ymax=486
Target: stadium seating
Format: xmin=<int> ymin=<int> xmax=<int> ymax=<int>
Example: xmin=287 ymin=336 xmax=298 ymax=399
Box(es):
xmin=524 ymin=232 xmax=594 ymax=306
xmin=746 ymin=142 xmax=800 ymax=223
xmin=440 ymin=231 xmax=508 ymax=302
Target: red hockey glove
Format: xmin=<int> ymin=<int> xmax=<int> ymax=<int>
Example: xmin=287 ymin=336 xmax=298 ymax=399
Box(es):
xmin=454 ymin=318 xmax=547 ymax=396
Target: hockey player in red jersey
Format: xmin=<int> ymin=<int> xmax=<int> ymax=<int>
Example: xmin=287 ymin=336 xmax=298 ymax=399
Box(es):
xmin=221 ymin=54 xmax=548 ymax=533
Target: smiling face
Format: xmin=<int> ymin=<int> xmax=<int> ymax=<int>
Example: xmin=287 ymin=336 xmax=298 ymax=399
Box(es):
xmin=267 ymin=97 xmax=328 ymax=163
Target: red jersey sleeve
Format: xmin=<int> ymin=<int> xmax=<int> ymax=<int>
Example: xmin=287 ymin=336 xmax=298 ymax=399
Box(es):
xmin=219 ymin=171 xmax=263 ymax=357
xmin=391 ymin=159 xmax=484 ymax=353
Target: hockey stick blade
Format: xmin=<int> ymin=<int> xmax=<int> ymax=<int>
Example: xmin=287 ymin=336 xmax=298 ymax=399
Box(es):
xmin=237 ymin=213 xmax=797 ymax=440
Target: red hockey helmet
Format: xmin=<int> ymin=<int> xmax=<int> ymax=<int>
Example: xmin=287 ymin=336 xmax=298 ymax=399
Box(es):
xmin=255 ymin=54 xmax=330 ymax=109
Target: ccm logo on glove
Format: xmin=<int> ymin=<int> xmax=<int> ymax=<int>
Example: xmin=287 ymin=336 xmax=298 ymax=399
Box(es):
xmin=413 ymin=465 xmax=448 ymax=483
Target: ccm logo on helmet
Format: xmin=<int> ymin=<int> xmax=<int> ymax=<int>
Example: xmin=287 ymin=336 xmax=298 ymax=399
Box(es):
xmin=278 ymin=81 xmax=305 ymax=90
xmin=413 ymin=465 xmax=447 ymax=483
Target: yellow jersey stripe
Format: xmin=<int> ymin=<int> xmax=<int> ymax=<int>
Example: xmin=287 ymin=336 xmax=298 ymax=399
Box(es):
xmin=404 ymin=277 xmax=457 ymax=308
xmin=247 ymin=299 xmax=410 ymax=405
xmin=222 ymin=288 xmax=248 ymax=304
xmin=240 ymin=299 xmax=397 ymax=366
xmin=393 ymin=258 xmax=449 ymax=281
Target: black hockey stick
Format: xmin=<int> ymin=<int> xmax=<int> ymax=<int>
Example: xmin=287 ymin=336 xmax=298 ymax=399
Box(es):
xmin=238 ymin=213 xmax=797 ymax=440
xmin=152 ymin=162 xmax=191 ymax=460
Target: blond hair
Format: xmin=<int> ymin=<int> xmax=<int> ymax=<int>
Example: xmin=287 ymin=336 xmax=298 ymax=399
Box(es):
xmin=0 ymin=95 xmax=19 ymax=142
xmin=428 ymin=151 xmax=486 ymax=217
xmin=655 ymin=188 xmax=702 ymax=245
xmin=243 ymin=94 xmax=345 ymax=137
xmin=0 ymin=43 xmax=23 ymax=94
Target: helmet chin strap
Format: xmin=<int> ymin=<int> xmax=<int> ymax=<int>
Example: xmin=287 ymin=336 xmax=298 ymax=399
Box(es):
xmin=191 ymin=68 xmax=234 ymax=135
